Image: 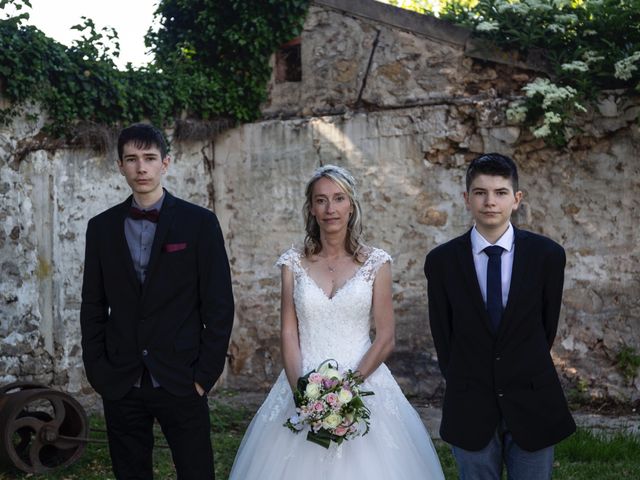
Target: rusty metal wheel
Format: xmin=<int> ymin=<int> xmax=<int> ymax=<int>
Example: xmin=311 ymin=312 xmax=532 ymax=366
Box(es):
xmin=0 ymin=382 xmax=48 ymax=395
xmin=0 ymin=386 xmax=88 ymax=473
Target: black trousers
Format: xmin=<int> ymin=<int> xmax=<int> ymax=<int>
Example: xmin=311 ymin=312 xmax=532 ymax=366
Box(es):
xmin=102 ymin=372 xmax=214 ymax=480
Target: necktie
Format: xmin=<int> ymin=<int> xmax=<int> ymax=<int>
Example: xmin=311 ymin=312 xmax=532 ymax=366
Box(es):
xmin=129 ymin=206 xmax=160 ymax=223
xmin=484 ymin=245 xmax=504 ymax=332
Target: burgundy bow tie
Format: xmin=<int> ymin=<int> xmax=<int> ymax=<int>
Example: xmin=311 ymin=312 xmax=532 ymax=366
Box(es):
xmin=129 ymin=207 xmax=160 ymax=223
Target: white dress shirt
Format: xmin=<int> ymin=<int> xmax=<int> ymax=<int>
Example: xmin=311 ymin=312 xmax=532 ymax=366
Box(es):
xmin=470 ymin=223 xmax=515 ymax=308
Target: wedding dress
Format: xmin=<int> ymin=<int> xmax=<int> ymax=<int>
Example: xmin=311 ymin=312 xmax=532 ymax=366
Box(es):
xmin=228 ymin=247 xmax=445 ymax=479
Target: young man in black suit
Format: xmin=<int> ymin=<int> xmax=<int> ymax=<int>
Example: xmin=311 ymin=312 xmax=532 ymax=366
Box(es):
xmin=424 ymin=153 xmax=575 ymax=479
xmin=81 ymin=123 xmax=234 ymax=479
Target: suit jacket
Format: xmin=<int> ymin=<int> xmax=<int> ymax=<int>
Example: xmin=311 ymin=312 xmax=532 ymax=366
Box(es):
xmin=80 ymin=190 xmax=234 ymax=401
xmin=424 ymin=227 xmax=575 ymax=451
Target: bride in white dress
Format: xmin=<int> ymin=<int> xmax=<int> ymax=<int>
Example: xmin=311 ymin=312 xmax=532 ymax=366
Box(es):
xmin=229 ymin=165 xmax=444 ymax=479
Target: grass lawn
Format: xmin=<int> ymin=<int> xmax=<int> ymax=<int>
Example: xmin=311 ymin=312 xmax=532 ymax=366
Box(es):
xmin=1 ymin=399 xmax=638 ymax=479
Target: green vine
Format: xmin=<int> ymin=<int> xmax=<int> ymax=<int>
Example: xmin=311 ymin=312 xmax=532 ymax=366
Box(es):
xmin=440 ymin=0 xmax=640 ymax=146
xmin=616 ymin=346 xmax=640 ymax=385
xmin=0 ymin=0 xmax=309 ymax=137
xmin=6 ymin=0 xmax=637 ymax=146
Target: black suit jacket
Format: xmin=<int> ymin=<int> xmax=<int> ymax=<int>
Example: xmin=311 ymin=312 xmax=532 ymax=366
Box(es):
xmin=80 ymin=191 xmax=234 ymax=401
xmin=424 ymin=227 xmax=575 ymax=451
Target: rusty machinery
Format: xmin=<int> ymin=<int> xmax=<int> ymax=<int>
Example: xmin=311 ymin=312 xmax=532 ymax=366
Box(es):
xmin=0 ymin=382 xmax=92 ymax=474
xmin=0 ymin=382 xmax=172 ymax=475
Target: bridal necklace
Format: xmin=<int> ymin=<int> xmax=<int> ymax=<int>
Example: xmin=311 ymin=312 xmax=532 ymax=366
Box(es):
xmin=322 ymin=254 xmax=349 ymax=273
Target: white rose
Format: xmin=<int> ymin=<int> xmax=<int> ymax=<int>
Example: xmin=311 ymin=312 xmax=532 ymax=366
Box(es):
xmin=324 ymin=368 xmax=342 ymax=380
xmin=337 ymin=388 xmax=353 ymax=404
xmin=322 ymin=413 xmax=343 ymax=429
xmin=318 ymin=362 xmax=341 ymax=379
xmin=305 ymin=383 xmax=321 ymax=400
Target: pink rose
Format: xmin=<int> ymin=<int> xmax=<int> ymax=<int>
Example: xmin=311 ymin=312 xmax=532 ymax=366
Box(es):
xmin=334 ymin=426 xmax=348 ymax=436
xmin=313 ymin=401 xmax=325 ymax=412
xmin=325 ymin=392 xmax=339 ymax=406
xmin=309 ymin=372 xmax=323 ymax=384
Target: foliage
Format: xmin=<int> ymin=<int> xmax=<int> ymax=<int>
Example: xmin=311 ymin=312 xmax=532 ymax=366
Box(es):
xmin=1 ymin=401 xmax=638 ymax=480
xmin=440 ymin=0 xmax=640 ymax=146
xmin=147 ymin=0 xmax=309 ymax=122
xmin=0 ymin=401 xmax=251 ymax=480
xmin=376 ymin=0 xmax=441 ymax=13
xmin=376 ymin=0 xmax=477 ymax=15
xmin=616 ymin=346 xmax=640 ymax=385
xmin=566 ymin=376 xmax=590 ymax=408
xmin=0 ymin=0 xmax=309 ymax=137
xmin=558 ymin=428 xmax=640 ymax=462
xmin=0 ymin=5 xmax=173 ymax=134
xmin=552 ymin=429 xmax=640 ymax=479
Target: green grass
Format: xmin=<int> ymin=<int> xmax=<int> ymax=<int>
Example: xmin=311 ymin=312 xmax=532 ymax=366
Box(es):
xmin=1 ymin=401 xmax=638 ymax=479
xmin=552 ymin=429 xmax=640 ymax=480
xmin=435 ymin=429 xmax=640 ymax=480
xmin=0 ymin=401 xmax=249 ymax=480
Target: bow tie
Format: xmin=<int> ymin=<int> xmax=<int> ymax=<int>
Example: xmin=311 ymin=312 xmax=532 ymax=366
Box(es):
xmin=129 ymin=206 xmax=160 ymax=223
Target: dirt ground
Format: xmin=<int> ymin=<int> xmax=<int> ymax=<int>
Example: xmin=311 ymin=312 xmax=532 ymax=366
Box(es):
xmin=215 ymin=390 xmax=640 ymax=440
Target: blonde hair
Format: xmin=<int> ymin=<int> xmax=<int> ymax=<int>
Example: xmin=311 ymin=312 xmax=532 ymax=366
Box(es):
xmin=303 ymin=164 xmax=364 ymax=260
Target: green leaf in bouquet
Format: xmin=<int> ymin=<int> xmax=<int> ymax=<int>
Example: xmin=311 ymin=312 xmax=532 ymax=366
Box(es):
xmin=293 ymin=372 xmax=311 ymax=407
xmin=307 ymin=429 xmax=344 ymax=449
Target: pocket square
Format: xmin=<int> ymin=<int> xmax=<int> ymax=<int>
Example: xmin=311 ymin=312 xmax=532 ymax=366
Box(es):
xmin=163 ymin=242 xmax=187 ymax=253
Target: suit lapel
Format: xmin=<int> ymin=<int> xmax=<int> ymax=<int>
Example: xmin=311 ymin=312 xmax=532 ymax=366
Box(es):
xmin=116 ymin=196 xmax=141 ymax=294
xmin=501 ymin=227 xmax=530 ymax=329
xmin=141 ymin=191 xmax=177 ymax=299
xmin=455 ymin=231 xmax=494 ymax=333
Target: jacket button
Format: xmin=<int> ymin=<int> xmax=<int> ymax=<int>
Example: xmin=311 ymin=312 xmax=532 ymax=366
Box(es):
xmin=142 ymin=349 xmax=148 ymax=356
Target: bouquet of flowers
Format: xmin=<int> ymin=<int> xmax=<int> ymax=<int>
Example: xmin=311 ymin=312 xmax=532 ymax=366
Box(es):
xmin=283 ymin=359 xmax=374 ymax=448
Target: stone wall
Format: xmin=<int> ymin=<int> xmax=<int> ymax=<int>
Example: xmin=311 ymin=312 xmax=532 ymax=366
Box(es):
xmin=1 ymin=1 xmax=639 ymax=406
xmin=217 ymin=107 xmax=640 ymax=402
xmin=0 ymin=122 xmax=216 ymax=409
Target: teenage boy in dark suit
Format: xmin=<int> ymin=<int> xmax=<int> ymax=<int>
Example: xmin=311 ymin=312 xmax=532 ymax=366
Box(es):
xmin=81 ymin=123 xmax=234 ymax=479
xmin=424 ymin=153 xmax=575 ymax=479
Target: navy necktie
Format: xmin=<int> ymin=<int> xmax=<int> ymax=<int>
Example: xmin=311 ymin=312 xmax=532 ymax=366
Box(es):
xmin=484 ymin=246 xmax=504 ymax=332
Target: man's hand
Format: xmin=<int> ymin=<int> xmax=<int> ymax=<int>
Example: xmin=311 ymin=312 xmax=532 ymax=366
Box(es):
xmin=195 ymin=382 xmax=205 ymax=396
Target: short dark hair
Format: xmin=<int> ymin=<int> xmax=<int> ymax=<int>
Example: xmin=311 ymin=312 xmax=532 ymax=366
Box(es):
xmin=117 ymin=123 xmax=168 ymax=161
xmin=465 ymin=153 xmax=519 ymax=192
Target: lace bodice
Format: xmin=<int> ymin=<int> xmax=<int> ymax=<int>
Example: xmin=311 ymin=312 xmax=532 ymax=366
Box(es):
xmin=229 ymin=246 xmax=445 ymax=480
xmin=277 ymin=247 xmax=392 ymax=372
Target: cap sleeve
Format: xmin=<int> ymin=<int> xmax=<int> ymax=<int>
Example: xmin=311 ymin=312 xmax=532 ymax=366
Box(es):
xmin=276 ymin=247 xmax=303 ymax=274
xmin=361 ymin=247 xmax=392 ymax=283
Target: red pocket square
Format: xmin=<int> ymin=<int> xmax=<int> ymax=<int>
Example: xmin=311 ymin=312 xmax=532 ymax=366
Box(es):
xmin=163 ymin=242 xmax=187 ymax=253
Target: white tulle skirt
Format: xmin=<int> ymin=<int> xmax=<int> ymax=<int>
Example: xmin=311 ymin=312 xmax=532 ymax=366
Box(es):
xmin=228 ymin=364 xmax=445 ymax=479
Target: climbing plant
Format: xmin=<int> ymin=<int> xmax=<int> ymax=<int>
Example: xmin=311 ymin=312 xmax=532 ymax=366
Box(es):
xmin=440 ymin=0 xmax=640 ymax=146
xmin=148 ymin=0 xmax=310 ymax=122
xmin=0 ymin=0 xmax=309 ymax=137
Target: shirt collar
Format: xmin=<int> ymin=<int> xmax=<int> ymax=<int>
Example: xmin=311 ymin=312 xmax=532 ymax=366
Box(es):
xmin=131 ymin=190 xmax=165 ymax=211
xmin=471 ymin=223 xmax=514 ymax=255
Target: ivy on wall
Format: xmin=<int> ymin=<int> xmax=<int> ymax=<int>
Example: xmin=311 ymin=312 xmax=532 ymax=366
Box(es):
xmin=377 ymin=0 xmax=640 ymax=146
xmin=0 ymin=0 xmax=310 ymax=137
xmin=440 ymin=0 xmax=640 ymax=146
xmin=6 ymin=0 xmax=636 ymax=147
